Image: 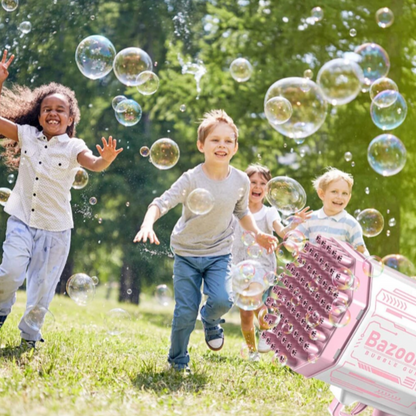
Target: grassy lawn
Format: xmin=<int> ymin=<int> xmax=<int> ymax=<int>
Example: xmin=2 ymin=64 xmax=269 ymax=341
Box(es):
xmin=0 ymin=288 xmax=346 ymax=416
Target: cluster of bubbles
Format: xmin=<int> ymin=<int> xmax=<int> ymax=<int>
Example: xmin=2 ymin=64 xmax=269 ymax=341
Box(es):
xmin=66 ymin=273 xmax=99 ymax=306
xmin=186 ymin=188 xmax=215 ymax=215
xmin=229 ymin=58 xmax=253 ymax=83
xmin=357 ymin=208 xmax=384 ymax=237
xmin=178 ymin=56 xmax=207 ymax=99
xmin=72 ymin=168 xmax=89 ymax=190
xmin=155 ymin=284 xmax=173 ymax=306
xmin=266 ymin=176 xmax=306 ymax=215
xmin=0 ymin=187 xmax=12 ymax=206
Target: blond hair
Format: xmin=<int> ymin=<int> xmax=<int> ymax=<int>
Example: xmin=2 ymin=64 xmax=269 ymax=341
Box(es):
xmin=245 ymin=164 xmax=272 ymax=182
xmin=197 ymin=109 xmax=238 ymax=144
xmin=312 ymin=167 xmax=354 ymax=192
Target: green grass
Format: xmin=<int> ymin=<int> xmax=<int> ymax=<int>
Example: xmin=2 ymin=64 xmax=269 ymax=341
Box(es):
xmin=0 ymin=289 xmax=336 ymax=416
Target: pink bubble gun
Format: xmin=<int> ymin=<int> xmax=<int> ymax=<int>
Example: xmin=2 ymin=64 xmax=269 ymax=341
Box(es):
xmin=262 ymin=235 xmax=416 ymax=416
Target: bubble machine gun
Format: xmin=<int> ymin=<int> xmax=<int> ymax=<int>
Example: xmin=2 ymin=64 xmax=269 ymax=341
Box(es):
xmin=262 ymin=235 xmax=416 ymax=416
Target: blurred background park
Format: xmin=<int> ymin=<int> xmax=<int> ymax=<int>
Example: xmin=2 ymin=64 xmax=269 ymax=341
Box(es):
xmin=0 ymin=0 xmax=414 ymax=305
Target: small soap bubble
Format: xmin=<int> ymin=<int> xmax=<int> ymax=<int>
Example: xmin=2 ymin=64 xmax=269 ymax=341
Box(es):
xmin=140 ymin=146 xmax=150 ymax=157
xmin=369 ymin=78 xmax=398 ymax=105
xmin=303 ymin=69 xmax=313 ymax=79
xmin=362 ymin=255 xmax=385 ymax=278
xmin=72 ymin=168 xmax=89 ymax=190
xmin=241 ymin=231 xmax=256 ymax=247
xmin=1 ymin=0 xmax=18 ymax=12
xmin=344 ymin=152 xmax=352 ymax=162
xmin=136 ymin=71 xmax=160 ymax=95
xmin=230 ymin=58 xmax=253 ymax=82
xmin=266 ymin=177 xmax=307 ymax=215
xmin=75 ymin=35 xmax=116 ymax=80
xmin=365 ymin=187 xmax=370 ymax=195
xmin=386 ymin=230 xmax=391 ymax=237
xmin=18 ymin=21 xmax=31 ymax=34
xmin=105 ymin=308 xmax=131 ymax=336
xmin=126 ymin=202 xmax=130 ymax=207
xmin=388 ymin=218 xmax=396 ymax=227
xmin=311 ymin=6 xmax=323 ymax=22
xmin=7 ymin=173 xmax=15 ymax=184
xmin=187 ymin=188 xmax=215 ymax=215
xmin=66 ymin=273 xmax=96 ymax=306
xmin=329 ymin=299 xmax=351 ymax=328
xmin=113 ymin=47 xmax=153 ymax=86
xmin=367 ymin=134 xmax=406 ymax=176
xmin=127 ymin=289 xmax=132 ymax=295
xmin=246 ymin=243 xmax=264 ymax=259
xmin=24 ymin=305 xmax=54 ymax=332
xmin=376 ymin=7 xmax=394 ymax=28
xmin=180 ymin=104 xmax=186 ymax=112
xmin=351 ymin=161 xmax=355 ymax=167
xmin=115 ymin=99 xmax=142 ymax=127
xmin=0 ymin=187 xmax=11 ymax=206
xmin=149 ymin=138 xmax=180 ymax=170
xmin=357 ymin=208 xmax=384 ymax=237
xmin=112 ymin=95 xmax=127 ymax=111
xmin=155 ymin=284 xmax=173 ymax=306
xmin=349 ymin=28 xmax=357 ymax=37
xmin=98 ymin=218 xmax=103 ymax=224
xmin=89 ymin=197 xmax=97 ymax=205
xmin=370 ymin=92 xmax=407 ymax=131
xmin=382 ymin=254 xmax=415 ymax=276
xmin=264 ymin=96 xmax=293 ymax=125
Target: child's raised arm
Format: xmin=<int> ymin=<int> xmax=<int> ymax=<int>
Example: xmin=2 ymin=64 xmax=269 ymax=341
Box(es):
xmin=77 ymin=136 xmax=123 ymax=172
xmin=0 ymin=50 xmax=18 ymax=141
xmin=133 ymin=205 xmax=161 ymax=245
xmin=273 ymin=206 xmax=312 ymax=238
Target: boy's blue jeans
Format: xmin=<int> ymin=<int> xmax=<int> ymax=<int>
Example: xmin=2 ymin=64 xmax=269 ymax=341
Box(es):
xmin=168 ymin=254 xmax=233 ymax=368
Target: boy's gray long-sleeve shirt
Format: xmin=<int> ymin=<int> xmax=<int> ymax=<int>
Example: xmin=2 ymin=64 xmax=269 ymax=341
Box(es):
xmin=150 ymin=164 xmax=250 ymax=257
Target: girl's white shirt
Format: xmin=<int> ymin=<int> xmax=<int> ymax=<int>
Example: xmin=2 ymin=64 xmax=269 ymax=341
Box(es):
xmin=5 ymin=124 xmax=89 ymax=231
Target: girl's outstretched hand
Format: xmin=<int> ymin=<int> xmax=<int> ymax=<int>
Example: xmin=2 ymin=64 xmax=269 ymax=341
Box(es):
xmin=0 ymin=50 xmax=14 ymax=84
xmin=255 ymin=231 xmax=278 ymax=254
xmin=96 ymin=136 xmax=123 ymax=163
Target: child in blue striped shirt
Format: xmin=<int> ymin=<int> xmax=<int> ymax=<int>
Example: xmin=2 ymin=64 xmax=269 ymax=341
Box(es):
xmin=297 ymin=168 xmax=368 ymax=255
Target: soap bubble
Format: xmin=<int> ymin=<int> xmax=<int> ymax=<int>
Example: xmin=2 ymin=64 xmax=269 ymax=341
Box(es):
xmin=376 ymin=7 xmax=394 ymax=28
xmin=264 ymin=96 xmax=293 ymax=125
xmin=388 ymin=218 xmax=396 ymax=227
xmin=112 ymin=95 xmax=127 ymax=111
xmin=149 ymin=138 xmax=180 ymax=170
xmin=155 ymin=284 xmax=173 ymax=306
xmin=382 ymin=254 xmax=415 ymax=276
xmin=115 ymin=99 xmax=142 ymax=126
xmin=66 ymin=273 xmax=96 ymax=306
xmin=230 ymin=58 xmax=253 ymax=82
xmin=370 ymin=91 xmax=407 ymax=131
xmin=344 ymin=152 xmax=352 ymax=162
xmin=264 ymin=77 xmax=327 ymax=139
xmin=246 ymin=243 xmax=265 ymax=259
xmin=7 ymin=173 xmax=15 ymax=184
xmin=241 ymin=231 xmax=256 ymax=247
xmin=367 ymin=134 xmax=406 ymax=176
xmin=105 ymin=308 xmax=131 ymax=336
xmin=365 ymin=187 xmax=370 ymax=195
xmin=266 ymin=176 xmax=307 ymax=215
xmin=283 ymin=230 xmax=306 ymax=252
xmin=18 ymin=21 xmax=31 ymax=34
xmin=0 ymin=187 xmax=11 ymax=206
xmin=75 ymin=35 xmax=116 ymax=80
xmin=311 ymin=6 xmax=323 ymax=22
xmin=113 ymin=47 xmax=153 ymax=86
xmin=187 ymin=188 xmax=215 ymax=215
xmin=362 ymin=255 xmax=385 ymax=278
xmin=24 ymin=305 xmax=54 ymax=332
xmin=349 ymin=29 xmax=357 ymax=37
xmin=317 ymin=58 xmax=364 ymax=105
xmin=72 ymin=168 xmax=89 ymax=190
xmin=180 ymin=104 xmax=186 ymax=112
xmin=357 ymin=209 xmax=384 ymax=237
xmin=354 ymin=43 xmax=390 ymax=85
xmin=140 ymin=146 xmax=150 ymax=157
xmin=136 ymin=71 xmax=159 ymax=95
xmin=1 ymin=0 xmax=18 ymax=12
xmin=89 ymin=197 xmax=97 ymax=205
xmin=303 ymin=69 xmax=313 ymax=79
xmin=332 ymin=268 xmax=355 ymax=291
xmin=329 ymin=299 xmax=351 ymax=328
xmin=369 ymin=78 xmax=398 ymax=105
xmin=91 ymin=276 xmax=99 ymax=285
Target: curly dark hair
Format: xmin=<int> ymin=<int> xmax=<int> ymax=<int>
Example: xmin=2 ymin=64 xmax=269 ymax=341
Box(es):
xmin=1 ymin=82 xmax=81 ymax=170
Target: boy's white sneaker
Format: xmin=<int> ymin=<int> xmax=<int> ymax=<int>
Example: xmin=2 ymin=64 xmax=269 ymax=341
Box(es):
xmin=258 ymin=331 xmax=272 ymax=353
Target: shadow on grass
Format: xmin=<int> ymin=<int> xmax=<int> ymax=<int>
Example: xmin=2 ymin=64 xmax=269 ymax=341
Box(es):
xmin=132 ymin=360 xmax=208 ymax=393
xmin=0 ymin=345 xmax=32 ymax=361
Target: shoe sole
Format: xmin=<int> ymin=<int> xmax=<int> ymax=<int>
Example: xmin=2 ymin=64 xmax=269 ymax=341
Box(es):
xmin=205 ymin=338 xmax=224 ymax=351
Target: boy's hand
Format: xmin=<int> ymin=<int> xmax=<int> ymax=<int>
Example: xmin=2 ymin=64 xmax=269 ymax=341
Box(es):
xmin=288 ymin=206 xmax=313 ymax=225
xmin=96 ymin=136 xmax=123 ymax=164
xmin=0 ymin=50 xmax=14 ymax=84
xmin=255 ymin=231 xmax=278 ymax=254
xmin=133 ymin=225 xmax=160 ymax=245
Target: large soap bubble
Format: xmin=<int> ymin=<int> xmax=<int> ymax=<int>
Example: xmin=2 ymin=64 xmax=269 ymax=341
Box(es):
xmin=317 ymin=58 xmax=364 ymax=105
xmin=264 ymin=97 xmax=293 ymax=125
xmin=136 ymin=71 xmax=160 ymax=95
xmin=376 ymin=7 xmax=394 ymax=28
xmin=266 ymin=176 xmax=307 ymax=215
xmin=354 ymin=43 xmax=390 ymax=85
xmin=369 ymin=77 xmax=398 ymax=104
xmin=115 ymin=99 xmax=142 ymax=126
xmin=382 ymin=254 xmax=415 ymax=276
xmin=367 ymin=134 xmax=406 ymax=176
xmin=113 ymin=47 xmax=153 ymax=86
xmin=105 ymin=308 xmax=131 ymax=336
xmin=0 ymin=187 xmax=11 ymax=206
xmin=75 ymin=35 xmax=116 ymax=80
xmin=149 ymin=138 xmax=180 ymax=170
xmin=2 ymin=0 xmax=18 ymax=12
xmin=66 ymin=273 xmax=96 ymax=306
xmin=264 ymin=77 xmax=327 ymax=139
xmin=357 ymin=209 xmax=384 ymax=237
xmin=187 ymin=188 xmax=215 ymax=215
xmin=72 ymin=168 xmax=89 ymax=189
xmin=311 ymin=6 xmax=324 ymax=22
xmin=370 ymin=91 xmax=407 ymax=130
xmin=230 ymin=58 xmax=253 ymax=82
